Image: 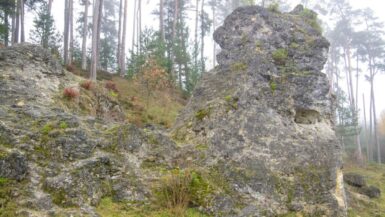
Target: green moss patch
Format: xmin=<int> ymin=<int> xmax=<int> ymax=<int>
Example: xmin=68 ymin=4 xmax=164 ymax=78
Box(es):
xmin=272 ymin=48 xmax=288 ymax=65
xmin=224 ymin=95 xmax=239 ymax=111
xmin=230 ymin=62 xmax=248 ymax=72
xmin=299 ymin=8 xmax=322 ymax=34
xmin=195 ymin=109 xmax=210 ymax=121
xmin=0 ymin=178 xmax=23 ymax=217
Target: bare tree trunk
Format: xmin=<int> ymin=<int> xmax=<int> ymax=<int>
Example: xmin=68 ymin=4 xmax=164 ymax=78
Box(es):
xmin=346 ymin=47 xmax=362 ymax=162
xmin=132 ymin=0 xmax=137 ymax=52
xmin=200 ymin=0 xmax=205 ymax=73
xmin=368 ymin=55 xmax=381 ymax=163
xmin=69 ymin=0 xmax=74 ymax=65
xmin=64 ymin=0 xmax=69 ymax=65
xmin=96 ymin=0 xmax=103 ymax=70
xmin=194 ymin=0 xmax=199 ymax=68
xmin=138 ymin=0 xmax=142 ymax=53
xmin=212 ymin=0 xmax=216 ymax=68
xmin=90 ymin=0 xmax=101 ymax=80
xmin=369 ymin=85 xmax=373 ymax=160
xmin=355 ymin=54 xmax=359 ymax=113
xmin=48 ymin=0 xmax=53 ymax=15
xmin=4 ymin=11 xmax=9 ymax=46
xmin=371 ymin=78 xmax=381 ymax=163
xmin=171 ymin=0 xmax=179 ymax=82
xmin=120 ymin=0 xmax=128 ymax=77
xmin=117 ymin=0 xmax=123 ymax=72
xmin=81 ymin=0 xmax=89 ymax=70
xmin=363 ymin=94 xmax=370 ymax=161
xmin=11 ymin=9 xmax=16 ymax=45
xmin=20 ymin=0 xmax=24 ymax=42
xmin=159 ymin=0 xmax=165 ymax=42
xmin=15 ymin=0 xmax=20 ymax=44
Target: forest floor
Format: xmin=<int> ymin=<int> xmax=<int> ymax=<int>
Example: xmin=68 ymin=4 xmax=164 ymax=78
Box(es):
xmin=344 ymin=162 xmax=385 ymax=217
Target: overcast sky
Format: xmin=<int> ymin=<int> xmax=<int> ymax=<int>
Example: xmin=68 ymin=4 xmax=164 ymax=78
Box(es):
xmin=25 ymin=0 xmax=385 ymax=119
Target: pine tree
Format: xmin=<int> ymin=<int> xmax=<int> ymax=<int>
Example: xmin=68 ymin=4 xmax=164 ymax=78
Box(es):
xmin=30 ymin=1 xmax=60 ymax=51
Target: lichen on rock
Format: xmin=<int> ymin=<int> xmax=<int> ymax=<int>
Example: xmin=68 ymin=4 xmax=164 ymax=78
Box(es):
xmin=173 ymin=5 xmax=346 ymax=216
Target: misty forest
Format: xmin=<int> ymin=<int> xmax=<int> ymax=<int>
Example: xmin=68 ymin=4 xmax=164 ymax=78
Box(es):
xmin=1 ymin=0 xmax=385 ymax=216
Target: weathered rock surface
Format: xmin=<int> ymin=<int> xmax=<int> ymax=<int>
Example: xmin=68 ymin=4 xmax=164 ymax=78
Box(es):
xmin=0 ymin=44 xmax=178 ymax=216
xmin=1 ymin=5 xmax=347 ymax=217
xmin=173 ymin=5 xmax=346 ymax=216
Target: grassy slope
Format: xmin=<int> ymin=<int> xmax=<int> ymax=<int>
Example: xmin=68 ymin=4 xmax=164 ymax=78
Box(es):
xmin=112 ymin=77 xmax=186 ymax=128
xmin=62 ymin=66 xmax=186 ymax=128
xmin=344 ymin=163 xmax=385 ymax=217
xmin=96 ymin=198 xmax=208 ymax=217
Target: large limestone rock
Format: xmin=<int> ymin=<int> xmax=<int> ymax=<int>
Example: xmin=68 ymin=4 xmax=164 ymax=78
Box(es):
xmin=0 ymin=5 xmax=347 ymax=217
xmin=0 ymin=44 xmax=178 ymax=216
xmin=173 ymin=5 xmax=347 ymax=216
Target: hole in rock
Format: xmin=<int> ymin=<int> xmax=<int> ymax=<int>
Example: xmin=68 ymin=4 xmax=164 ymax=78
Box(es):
xmin=294 ymin=109 xmax=320 ymax=124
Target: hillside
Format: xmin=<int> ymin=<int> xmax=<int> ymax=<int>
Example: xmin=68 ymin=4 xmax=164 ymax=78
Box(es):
xmin=1 ymin=5 xmax=377 ymax=217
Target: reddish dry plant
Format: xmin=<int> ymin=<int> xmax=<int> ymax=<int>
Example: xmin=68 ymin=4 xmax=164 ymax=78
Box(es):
xmin=66 ymin=64 xmax=75 ymax=73
xmin=63 ymin=87 xmax=79 ymax=99
xmin=80 ymin=80 xmax=93 ymax=90
xmin=105 ymin=80 xmax=118 ymax=93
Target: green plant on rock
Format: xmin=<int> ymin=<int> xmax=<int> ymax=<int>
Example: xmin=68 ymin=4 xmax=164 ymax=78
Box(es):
xmin=230 ymin=62 xmax=248 ymax=72
xmin=268 ymin=3 xmax=280 ymax=13
xmin=41 ymin=123 xmax=54 ymax=135
xmin=154 ymin=169 xmax=192 ymax=215
xmin=224 ymin=95 xmax=239 ymax=110
xmin=289 ymin=42 xmax=300 ymax=49
xmin=189 ymin=171 xmax=214 ymax=207
xmin=0 ymin=178 xmax=18 ymax=216
xmin=154 ymin=169 xmax=215 ymax=215
xmin=272 ymin=48 xmax=288 ymax=65
xmin=59 ymin=121 xmax=68 ymax=129
xmin=300 ymin=8 xmax=322 ymax=34
xmin=195 ymin=109 xmax=210 ymax=121
xmin=0 ymin=134 xmax=12 ymax=148
xmin=269 ymin=81 xmax=277 ymax=93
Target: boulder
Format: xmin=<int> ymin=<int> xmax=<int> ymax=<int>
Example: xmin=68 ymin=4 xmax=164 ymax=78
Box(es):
xmin=0 ymin=151 xmax=28 ymax=181
xmin=344 ymin=173 xmax=366 ymax=188
xmin=173 ymin=5 xmax=346 ymax=216
xmin=360 ymin=186 xmax=381 ymax=199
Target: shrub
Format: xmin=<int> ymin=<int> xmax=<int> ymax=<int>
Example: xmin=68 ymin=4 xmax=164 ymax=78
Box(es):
xmin=268 ymin=3 xmax=280 ymax=13
xmin=65 ymin=64 xmax=75 ymax=73
xmin=80 ymin=80 xmax=93 ymax=90
xmin=300 ymin=8 xmax=322 ymax=33
xmin=269 ymin=81 xmax=277 ymax=93
xmin=231 ymin=62 xmax=248 ymax=72
xmin=155 ymin=169 xmax=191 ymax=215
xmin=63 ymin=87 xmax=79 ymax=99
xmin=272 ymin=48 xmax=288 ymax=65
xmin=154 ymin=169 xmax=214 ymax=215
xmin=105 ymin=80 xmax=118 ymax=93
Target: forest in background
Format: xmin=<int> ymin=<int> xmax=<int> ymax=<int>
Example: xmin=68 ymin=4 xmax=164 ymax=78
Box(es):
xmin=1 ymin=0 xmax=385 ymax=165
